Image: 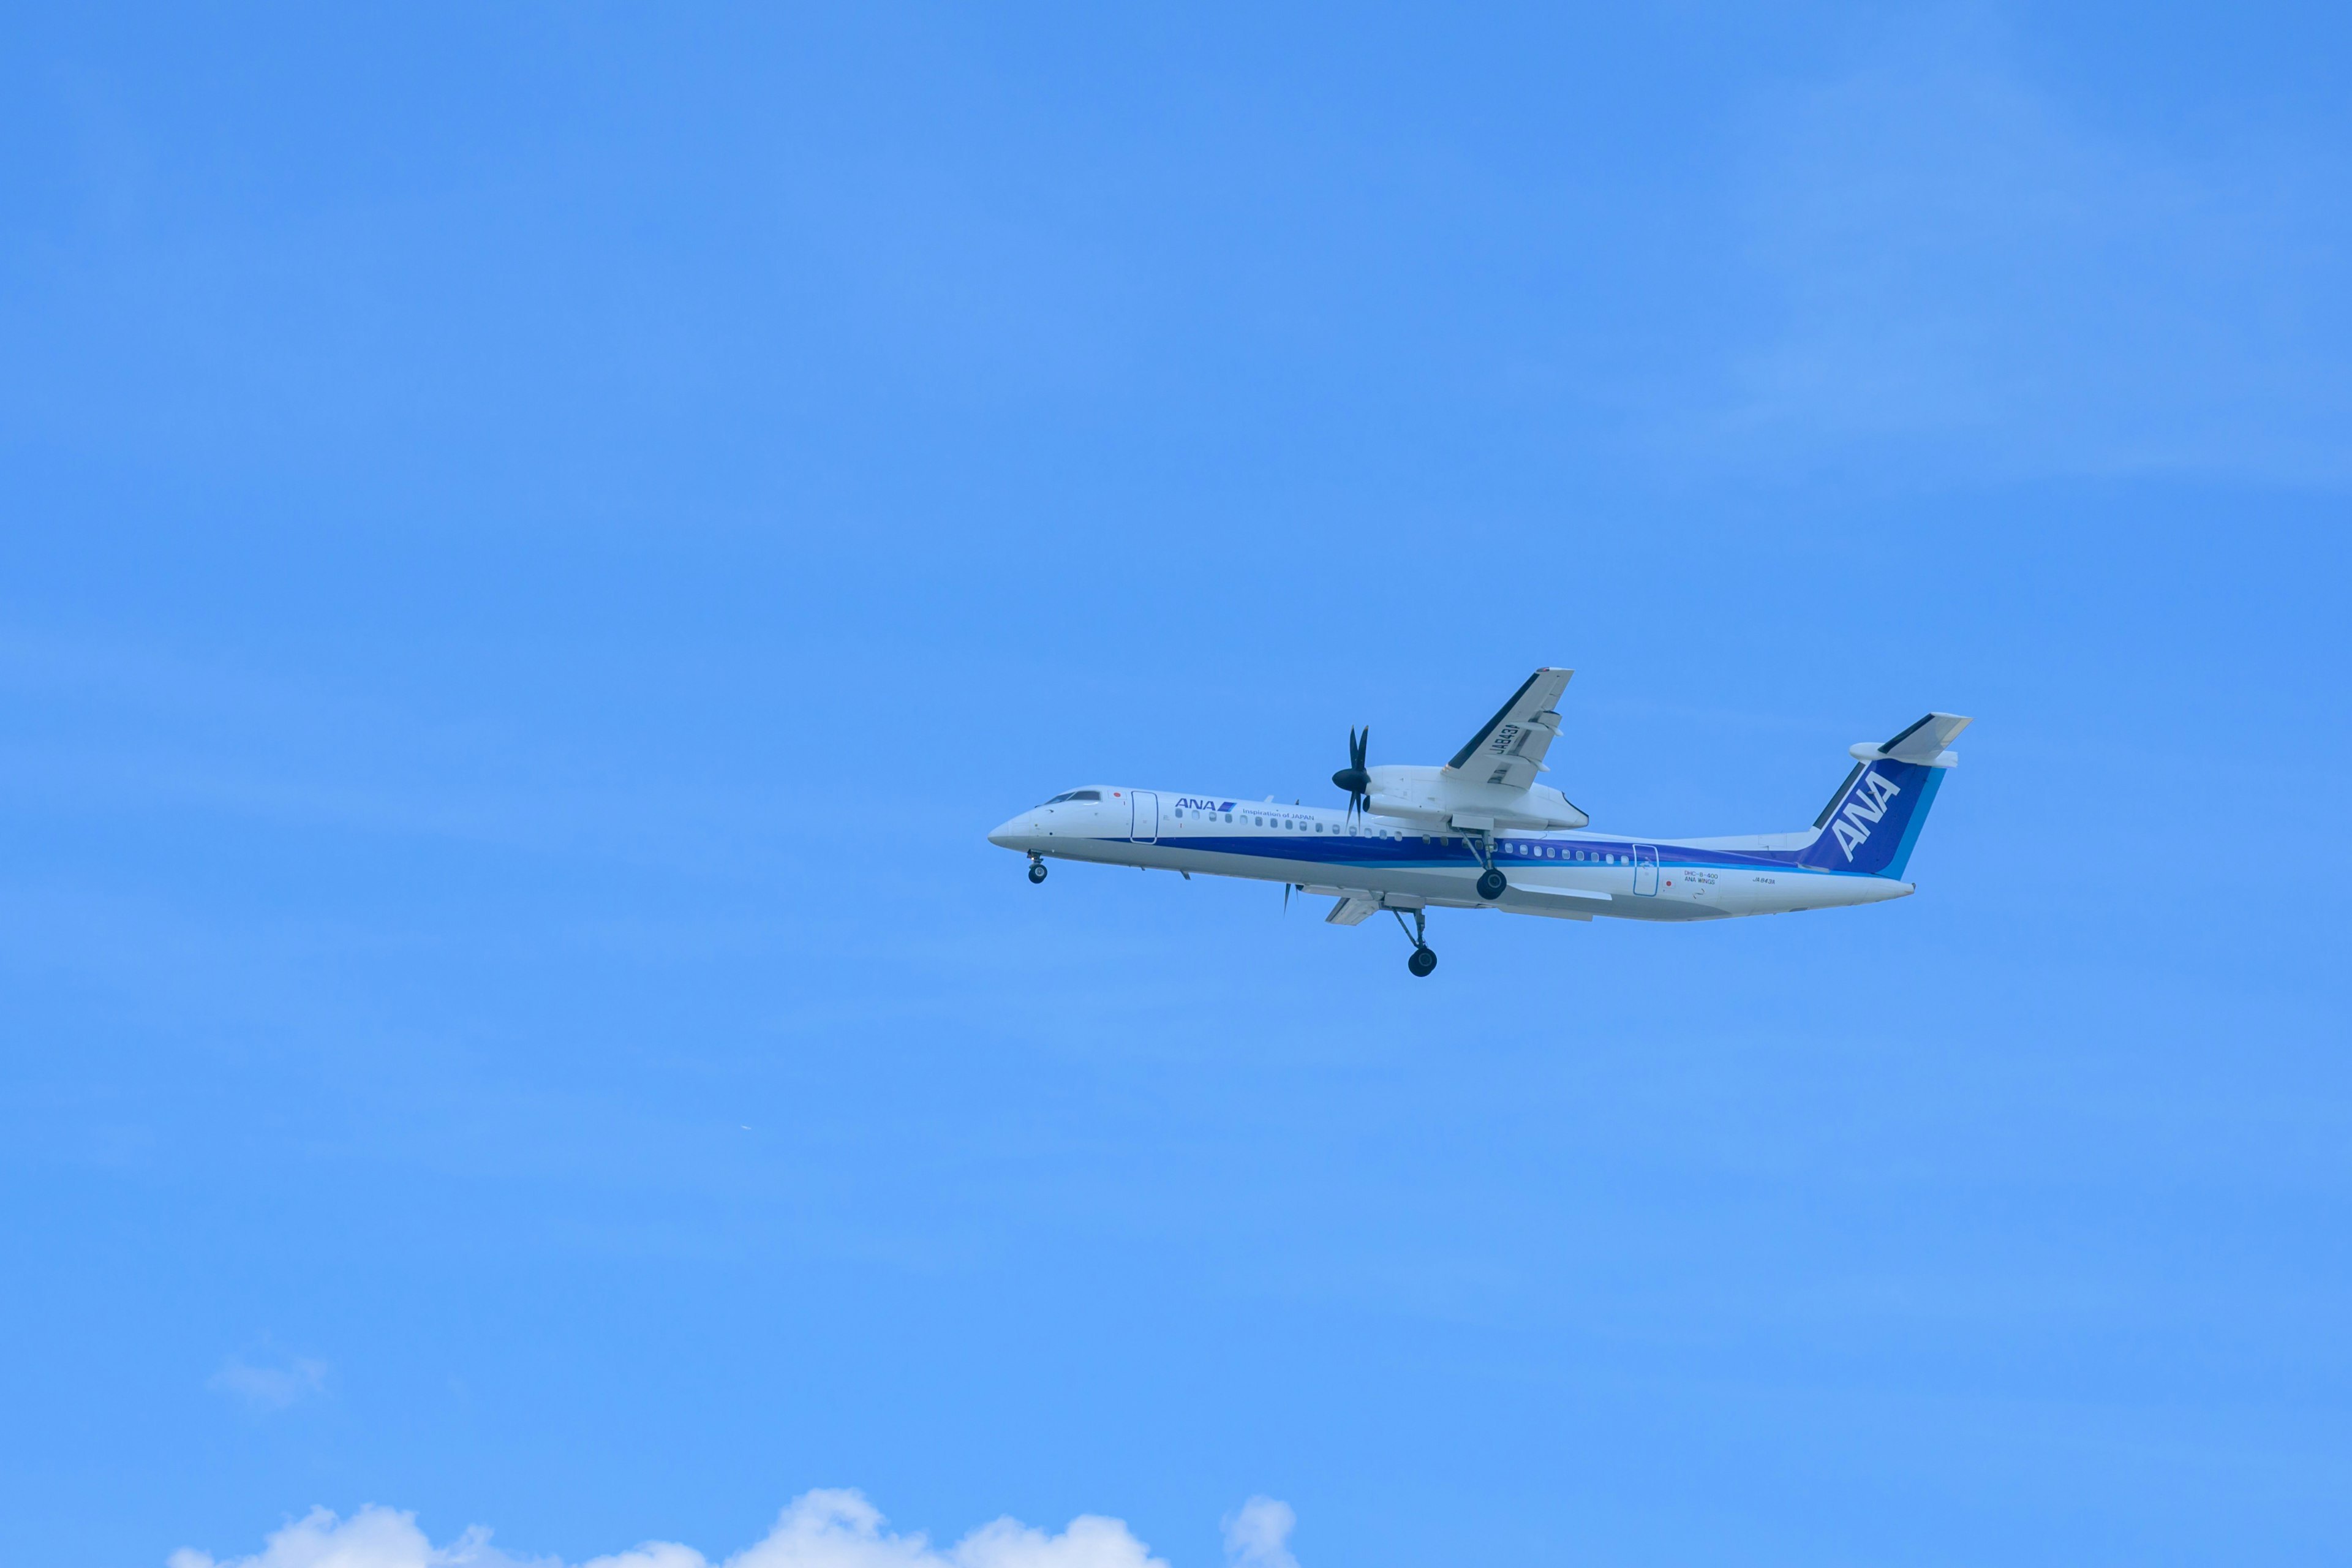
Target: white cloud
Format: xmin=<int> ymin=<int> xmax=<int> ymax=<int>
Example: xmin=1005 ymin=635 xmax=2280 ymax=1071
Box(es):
xmin=166 ymin=1506 xmax=531 ymax=1568
xmin=1219 ymin=1499 xmax=1296 ymax=1568
xmin=170 ymin=1490 xmax=1267 ymax=1568
xmin=208 ymin=1355 xmax=330 ymax=1412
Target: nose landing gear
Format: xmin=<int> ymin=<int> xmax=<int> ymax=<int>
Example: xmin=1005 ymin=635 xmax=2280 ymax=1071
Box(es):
xmin=1390 ymin=906 xmax=1438 ymax=978
xmin=1027 ymin=854 xmax=1048 ymax=884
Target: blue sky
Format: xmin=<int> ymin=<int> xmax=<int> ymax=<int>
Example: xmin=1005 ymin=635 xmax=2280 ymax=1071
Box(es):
xmin=4 ymin=6 xmax=2349 ymax=1565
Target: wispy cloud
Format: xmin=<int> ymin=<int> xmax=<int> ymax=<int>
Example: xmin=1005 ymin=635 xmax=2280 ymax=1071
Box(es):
xmin=168 ymin=1489 xmax=1292 ymax=1568
xmin=168 ymin=1507 xmax=514 ymax=1568
xmin=206 ymin=1354 xmax=329 ymax=1412
xmin=1707 ymin=12 xmax=2352 ymax=485
xmin=1220 ymin=1499 xmax=1297 ymax=1568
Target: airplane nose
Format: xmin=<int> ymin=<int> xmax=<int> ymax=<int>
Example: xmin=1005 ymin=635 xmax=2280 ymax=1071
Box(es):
xmin=987 ymin=815 xmax=1023 ymax=848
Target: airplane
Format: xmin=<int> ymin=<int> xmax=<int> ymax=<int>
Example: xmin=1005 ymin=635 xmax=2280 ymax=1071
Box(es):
xmin=987 ymin=668 xmax=1970 ymax=977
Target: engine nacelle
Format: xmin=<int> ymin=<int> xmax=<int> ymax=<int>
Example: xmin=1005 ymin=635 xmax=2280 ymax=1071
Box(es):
xmin=1366 ymin=765 xmax=1589 ymax=831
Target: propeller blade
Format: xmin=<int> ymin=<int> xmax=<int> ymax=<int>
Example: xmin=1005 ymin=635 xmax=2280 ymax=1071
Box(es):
xmin=1283 ymin=881 xmax=1291 ymax=913
xmin=1333 ymin=725 xmax=1374 ymax=823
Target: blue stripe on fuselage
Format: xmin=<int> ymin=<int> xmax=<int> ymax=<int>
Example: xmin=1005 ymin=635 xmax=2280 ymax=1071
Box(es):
xmin=1102 ymin=821 xmax=1894 ymax=881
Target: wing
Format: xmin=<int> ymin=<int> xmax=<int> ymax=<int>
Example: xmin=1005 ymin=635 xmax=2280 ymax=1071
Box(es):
xmin=1494 ymin=885 xmax=1597 ymax=921
xmin=1442 ymin=668 xmax=1573 ymax=790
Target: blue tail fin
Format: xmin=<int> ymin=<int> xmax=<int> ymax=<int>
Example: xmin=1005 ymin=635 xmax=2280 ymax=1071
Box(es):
xmin=1796 ymin=713 xmax=1970 ymax=879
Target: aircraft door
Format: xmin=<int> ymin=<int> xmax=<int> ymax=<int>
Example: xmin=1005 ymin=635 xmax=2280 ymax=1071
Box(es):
xmin=1131 ymin=791 xmax=1159 ymax=843
xmin=1633 ymin=843 xmax=1659 ymax=895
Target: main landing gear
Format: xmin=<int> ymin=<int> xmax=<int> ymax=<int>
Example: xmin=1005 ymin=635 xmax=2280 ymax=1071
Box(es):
xmin=1392 ymin=907 xmax=1438 ymax=978
xmin=1456 ymin=825 xmax=1506 ymax=902
xmin=1027 ymin=854 xmax=1048 ymax=884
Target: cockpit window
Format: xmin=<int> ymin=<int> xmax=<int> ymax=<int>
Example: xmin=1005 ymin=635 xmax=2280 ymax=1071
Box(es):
xmin=1041 ymin=790 xmax=1102 ymax=804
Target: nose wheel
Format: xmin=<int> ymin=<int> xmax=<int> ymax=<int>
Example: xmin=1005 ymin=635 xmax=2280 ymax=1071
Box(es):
xmin=1390 ymin=907 xmax=1438 ymax=978
xmin=1027 ymin=855 xmax=1048 ymax=884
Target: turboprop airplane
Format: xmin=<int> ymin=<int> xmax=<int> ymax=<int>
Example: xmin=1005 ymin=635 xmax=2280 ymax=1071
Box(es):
xmin=987 ymin=668 xmax=1969 ymax=977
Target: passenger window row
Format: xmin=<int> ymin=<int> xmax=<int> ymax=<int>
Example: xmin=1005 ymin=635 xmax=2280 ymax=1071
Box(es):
xmin=1151 ymin=814 xmax=1650 ymax=864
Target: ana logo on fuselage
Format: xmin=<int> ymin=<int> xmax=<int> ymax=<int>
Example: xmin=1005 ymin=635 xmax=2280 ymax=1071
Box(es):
xmin=1831 ymin=768 xmax=1902 ymax=861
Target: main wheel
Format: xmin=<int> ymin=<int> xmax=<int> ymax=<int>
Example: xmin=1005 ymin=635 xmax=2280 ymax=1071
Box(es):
xmin=1407 ymin=946 xmax=1437 ymax=978
xmin=1028 ymin=862 xmax=1048 ymax=884
xmin=1476 ymin=867 xmax=1506 ymax=900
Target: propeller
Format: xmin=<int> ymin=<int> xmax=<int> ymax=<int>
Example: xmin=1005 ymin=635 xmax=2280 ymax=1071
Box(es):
xmin=1332 ymin=726 xmax=1371 ymax=821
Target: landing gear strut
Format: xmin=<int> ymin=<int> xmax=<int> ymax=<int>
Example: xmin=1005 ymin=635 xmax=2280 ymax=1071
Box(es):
xmin=1461 ymin=827 xmax=1507 ymax=901
xmin=1027 ymin=854 xmax=1048 ymax=884
xmin=1391 ymin=907 xmax=1438 ymax=978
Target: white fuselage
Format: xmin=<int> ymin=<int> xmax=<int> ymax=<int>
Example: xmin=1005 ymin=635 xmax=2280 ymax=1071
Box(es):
xmin=988 ymin=787 xmax=1910 ymax=922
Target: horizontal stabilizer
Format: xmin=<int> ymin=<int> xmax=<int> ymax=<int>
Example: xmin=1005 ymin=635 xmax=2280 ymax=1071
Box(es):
xmin=1861 ymin=712 xmax=1972 ymax=765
